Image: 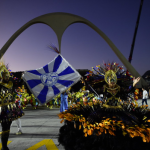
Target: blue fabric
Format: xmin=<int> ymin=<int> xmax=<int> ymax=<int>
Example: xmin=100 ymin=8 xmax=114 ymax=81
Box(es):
xmin=37 ymin=86 xmax=49 ymax=103
xmin=27 ymin=80 xmax=42 ymax=89
xmin=52 ymin=85 xmax=60 ymax=95
xmin=53 ymin=55 xmax=62 ymax=72
xmin=52 ymin=99 xmax=55 ymax=105
xmin=77 ymin=98 xmax=80 ymax=102
xmin=43 ymin=64 xmax=49 ymax=73
xmin=129 ymin=85 xmax=132 ymax=90
xmin=57 ymin=79 xmax=74 ymax=87
xmin=17 ymin=100 xmax=21 ymax=106
xmin=142 ymin=99 xmax=148 ymax=105
xmin=35 ymin=98 xmax=39 ymax=105
xmin=85 ymin=93 xmax=88 ymax=96
xmin=58 ymin=66 xmax=74 ymax=76
xmin=87 ymin=97 xmax=90 ymax=101
xmin=27 ymin=70 xmax=42 ymax=76
xmin=60 ymin=93 xmax=68 ymax=112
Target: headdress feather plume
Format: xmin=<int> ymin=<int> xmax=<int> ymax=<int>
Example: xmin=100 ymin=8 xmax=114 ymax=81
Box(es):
xmin=48 ymin=44 xmax=60 ymax=54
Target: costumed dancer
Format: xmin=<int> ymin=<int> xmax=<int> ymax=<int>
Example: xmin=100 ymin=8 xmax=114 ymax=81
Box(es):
xmin=75 ymin=90 xmax=84 ymax=104
xmin=81 ymin=86 xmax=90 ymax=105
xmin=53 ymin=94 xmax=61 ymax=108
xmin=20 ymin=85 xmax=25 ymax=93
xmin=27 ymin=94 xmax=39 ymax=109
xmin=60 ymin=91 xmax=68 ymax=112
xmin=47 ymin=93 xmax=61 ymax=109
xmin=20 ymin=85 xmax=29 ymax=109
xmin=70 ymin=92 xmax=76 ymax=104
xmin=0 ymin=60 xmax=24 ymax=150
xmin=11 ymin=76 xmax=25 ymax=135
xmin=20 ymin=92 xmax=29 ymax=109
xmin=46 ymin=98 xmax=55 ymax=109
xmin=11 ymin=95 xmax=23 ymax=135
xmin=58 ymin=62 xmax=150 ymax=150
xmin=67 ymin=91 xmax=72 ymax=105
xmin=134 ymin=88 xmax=139 ymax=101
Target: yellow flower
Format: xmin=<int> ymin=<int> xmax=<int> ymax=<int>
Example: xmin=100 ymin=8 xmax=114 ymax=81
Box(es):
xmin=99 ymin=123 xmax=103 ymax=126
xmin=83 ymin=128 xmax=88 ymax=133
xmin=122 ymin=125 xmax=125 ymax=129
xmin=83 ymin=123 xmax=87 ymax=128
xmin=87 ymin=129 xmax=92 ymax=135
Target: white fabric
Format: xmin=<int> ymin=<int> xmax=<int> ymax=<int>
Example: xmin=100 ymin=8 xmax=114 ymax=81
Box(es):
xmin=143 ymin=90 xmax=148 ymax=99
xmin=11 ymin=118 xmax=22 ymax=132
xmin=100 ymin=94 xmax=103 ymax=97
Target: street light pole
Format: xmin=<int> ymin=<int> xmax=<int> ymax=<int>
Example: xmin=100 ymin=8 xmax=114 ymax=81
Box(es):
xmin=128 ymin=0 xmax=144 ymax=63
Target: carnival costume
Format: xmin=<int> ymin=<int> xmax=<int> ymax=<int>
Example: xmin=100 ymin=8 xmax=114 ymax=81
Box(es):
xmin=60 ymin=92 xmax=68 ymax=113
xmin=0 ymin=61 xmax=24 ymax=150
xmin=26 ymin=94 xmax=39 ymax=109
xmin=46 ymin=94 xmax=61 ymax=109
xmin=58 ymin=62 xmax=150 ymax=150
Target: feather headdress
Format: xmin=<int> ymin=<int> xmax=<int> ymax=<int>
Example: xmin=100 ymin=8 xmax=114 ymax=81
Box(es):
xmin=0 ymin=57 xmax=10 ymax=78
xmin=87 ymin=62 xmax=133 ymax=84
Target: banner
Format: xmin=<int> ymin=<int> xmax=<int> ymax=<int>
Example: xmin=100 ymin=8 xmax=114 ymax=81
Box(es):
xmin=22 ymin=54 xmax=81 ymax=104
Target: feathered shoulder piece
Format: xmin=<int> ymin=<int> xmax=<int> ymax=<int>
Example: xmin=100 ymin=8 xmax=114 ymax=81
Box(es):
xmin=0 ymin=57 xmax=18 ymax=81
xmin=0 ymin=57 xmax=10 ymax=79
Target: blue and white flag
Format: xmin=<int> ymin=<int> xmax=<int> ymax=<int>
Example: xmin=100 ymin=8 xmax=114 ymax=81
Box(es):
xmin=22 ymin=54 xmax=81 ymax=105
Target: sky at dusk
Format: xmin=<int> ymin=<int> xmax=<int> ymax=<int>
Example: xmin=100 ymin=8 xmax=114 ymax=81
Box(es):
xmin=0 ymin=0 xmax=150 ymax=76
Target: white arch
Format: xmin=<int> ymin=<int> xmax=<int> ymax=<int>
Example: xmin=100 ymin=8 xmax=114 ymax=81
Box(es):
xmin=0 ymin=12 xmax=147 ymax=87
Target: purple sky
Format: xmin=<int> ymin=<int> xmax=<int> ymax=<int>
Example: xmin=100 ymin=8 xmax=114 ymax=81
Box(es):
xmin=0 ymin=0 xmax=150 ymax=76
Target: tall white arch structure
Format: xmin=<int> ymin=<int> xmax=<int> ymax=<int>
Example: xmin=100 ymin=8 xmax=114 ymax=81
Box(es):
xmin=0 ymin=12 xmax=147 ymax=87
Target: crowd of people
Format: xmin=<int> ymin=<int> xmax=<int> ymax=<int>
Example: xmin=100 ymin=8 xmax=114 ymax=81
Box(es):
xmin=13 ymin=83 xmax=150 ymax=111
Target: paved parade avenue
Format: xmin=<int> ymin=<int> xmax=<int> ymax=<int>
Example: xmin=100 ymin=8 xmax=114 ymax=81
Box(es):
xmin=0 ymin=106 xmax=65 ymax=150
xmin=0 ymin=99 xmax=150 ymax=150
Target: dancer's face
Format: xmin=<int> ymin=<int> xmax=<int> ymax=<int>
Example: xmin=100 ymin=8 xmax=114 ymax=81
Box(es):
xmin=108 ymin=78 xmax=116 ymax=87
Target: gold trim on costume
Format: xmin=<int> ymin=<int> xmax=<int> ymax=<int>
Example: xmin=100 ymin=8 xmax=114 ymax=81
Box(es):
xmin=0 ymin=82 xmax=15 ymax=106
xmin=103 ymin=84 xmax=120 ymax=95
xmin=0 ymin=130 xmax=10 ymax=135
xmin=0 ymin=81 xmax=13 ymax=89
xmin=0 ymin=102 xmax=15 ymax=107
xmin=103 ymin=104 xmax=122 ymax=109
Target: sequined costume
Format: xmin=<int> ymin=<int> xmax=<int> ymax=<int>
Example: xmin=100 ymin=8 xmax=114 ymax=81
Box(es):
xmin=0 ymin=81 xmax=24 ymax=122
xmin=0 ymin=61 xmax=24 ymax=150
xmin=58 ymin=62 xmax=150 ymax=150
